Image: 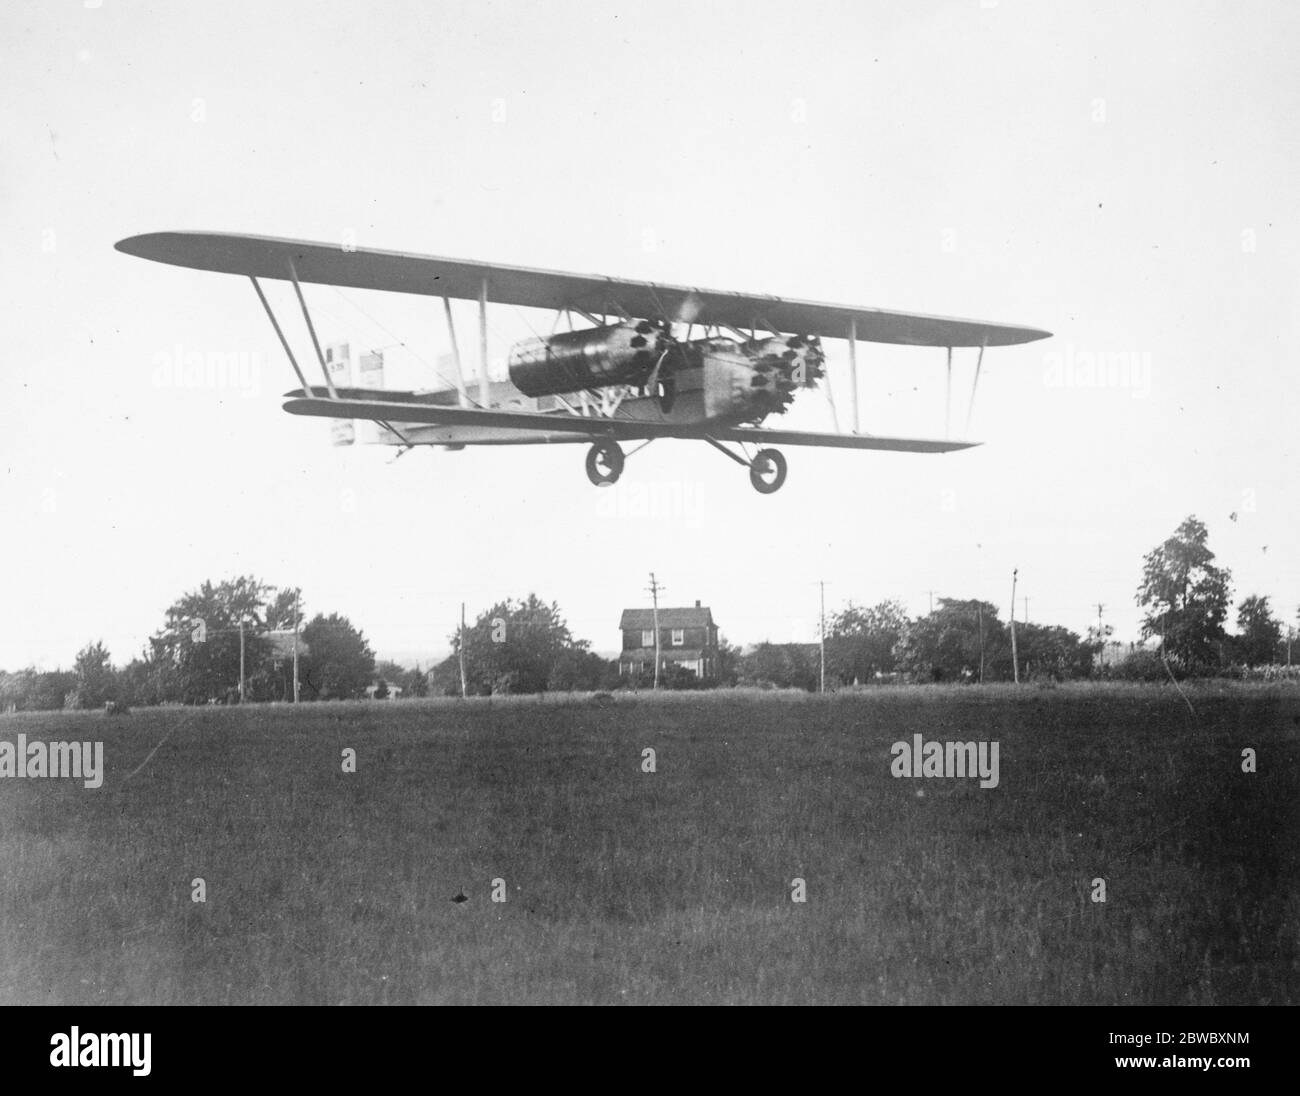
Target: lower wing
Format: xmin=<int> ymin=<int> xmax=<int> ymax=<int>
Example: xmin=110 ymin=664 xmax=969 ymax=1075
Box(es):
xmin=281 ymin=395 xmax=978 ymax=453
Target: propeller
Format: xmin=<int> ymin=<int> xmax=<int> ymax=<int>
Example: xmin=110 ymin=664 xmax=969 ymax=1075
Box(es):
xmin=643 ymin=345 xmax=677 ymax=414
xmin=674 ymin=290 xmax=703 ymax=326
xmin=639 ymin=293 xmax=701 ymax=414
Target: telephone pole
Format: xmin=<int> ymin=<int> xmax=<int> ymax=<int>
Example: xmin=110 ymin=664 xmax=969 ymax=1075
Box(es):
xmin=292 ymin=590 xmax=300 ymax=703
xmin=646 ymin=572 xmax=665 ymax=689
xmin=458 ymin=602 xmax=468 ymax=699
xmin=1096 ymin=603 xmax=1106 ymax=669
xmin=819 ymin=580 xmax=827 ymax=694
xmin=239 ymin=618 xmax=247 ymax=703
xmin=1009 ymin=569 xmax=1019 ymax=685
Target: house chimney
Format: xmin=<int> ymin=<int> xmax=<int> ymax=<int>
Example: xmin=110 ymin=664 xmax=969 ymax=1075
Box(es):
xmin=695 ymin=600 xmax=701 ymax=608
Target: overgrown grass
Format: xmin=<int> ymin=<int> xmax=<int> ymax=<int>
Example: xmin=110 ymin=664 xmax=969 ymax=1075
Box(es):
xmin=1 ymin=686 xmax=1296 ymax=1004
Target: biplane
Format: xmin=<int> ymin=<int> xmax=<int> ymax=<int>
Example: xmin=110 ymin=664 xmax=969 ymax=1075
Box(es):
xmin=115 ymin=232 xmax=1051 ymax=493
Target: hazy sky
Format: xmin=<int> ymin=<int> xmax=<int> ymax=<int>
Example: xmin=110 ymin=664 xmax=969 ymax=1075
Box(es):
xmin=3 ymin=0 xmax=1297 ymax=668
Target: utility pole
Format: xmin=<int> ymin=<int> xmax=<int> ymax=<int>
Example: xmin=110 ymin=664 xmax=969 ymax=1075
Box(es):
xmin=292 ymin=590 xmax=300 ymax=703
xmin=646 ymin=573 xmax=665 ymax=690
xmin=1023 ymin=596 xmax=1029 ymax=625
xmin=1009 ymin=569 xmax=1019 ymax=685
xmin=239 ymin=618 xmax=246 ymax=703
xmin=819 ymin=580 xmax=827 ymax=694
xmin=1096 ymin=602 xmax=1105 ymax=669
xmin=459 ymin=602 xmax=468 ymax=699
xmin=977 ymin=601 xmax=985 ymax=684
xmin=927 ymin=589 xmax=935 ymax=615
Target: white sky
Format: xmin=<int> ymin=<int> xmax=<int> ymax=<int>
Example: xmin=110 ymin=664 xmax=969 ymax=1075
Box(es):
xmin=3 ymin=0 xmax=1298 ymax=668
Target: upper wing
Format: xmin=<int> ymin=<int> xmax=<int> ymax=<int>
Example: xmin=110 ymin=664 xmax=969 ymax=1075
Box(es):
xmin=116 ymin=230 xmax=1051 ymax=348
xmin=281 ymin=395 xmax=975 ymax=453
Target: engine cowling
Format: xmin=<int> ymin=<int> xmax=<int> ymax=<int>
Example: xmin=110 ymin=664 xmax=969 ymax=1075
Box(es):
xmin=507 ymin=320 xmax=671 ymax=397
xmin=742 ymin=335 xmax=825 ymax=417
xmin=695 ymin=334 xmax=825 ymax=423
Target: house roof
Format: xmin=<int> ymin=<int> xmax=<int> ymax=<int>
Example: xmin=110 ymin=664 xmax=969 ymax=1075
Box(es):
xmin=620 ymin=606 xmax=714 ymax=629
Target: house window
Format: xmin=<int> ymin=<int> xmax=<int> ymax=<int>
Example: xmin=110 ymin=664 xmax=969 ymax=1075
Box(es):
xmin=641 ymin=629 xmax=654 ymax=647
xmin=671 ymin=629 xmax=684 ymax=647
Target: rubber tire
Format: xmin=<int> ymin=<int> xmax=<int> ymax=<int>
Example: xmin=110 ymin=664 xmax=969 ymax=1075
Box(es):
xmin=585 ymin=440 xmax=624 ymax=486
xmin=749 ymin=448 xmax=787 ymax=494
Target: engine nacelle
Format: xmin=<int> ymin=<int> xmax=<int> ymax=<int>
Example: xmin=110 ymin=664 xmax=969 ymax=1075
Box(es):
xmin=508 ymin=320 xmax=670 ymax=397
xmin=694 ymin=334 xmax=825 ymax=423
xmin=742 ymin=334 xmax=825 ymax=416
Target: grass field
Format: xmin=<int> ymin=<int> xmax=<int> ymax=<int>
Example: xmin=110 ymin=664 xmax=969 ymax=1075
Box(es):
xmin=1 ymin=684 xmax=1296 ymax=1005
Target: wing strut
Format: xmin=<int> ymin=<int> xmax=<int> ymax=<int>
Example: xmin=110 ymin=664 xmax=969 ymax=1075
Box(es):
xmin=824 ymin=346 xmax=840 ymax=433
xmin=702 ymin=435 xmax=752 ymax=467
xmin=478 ymin=277 xmax=489 ymax=408
xmin=848 ymin=317 xmax=860 ymax=434
xmin=249 ymin=276 xmax=310 ymax=392
xmin=964 ymin=342 xmax=986 ymax=434
xmin=442 ymin=297 xmax=468 ymax=407
xmin=287 ymin=258 xmax=338 ymax=399
xmin=944 ymin=346 xmax=953 ymax=438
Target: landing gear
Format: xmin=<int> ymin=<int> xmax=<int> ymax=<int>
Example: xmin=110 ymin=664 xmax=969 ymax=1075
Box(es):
xmin=585 ymin=439 xmax=624 ymax=486
xmin=701 ymin=436 xmax=790 ymax=494
xmin=748 ymin=448 xmax=787 ymax=494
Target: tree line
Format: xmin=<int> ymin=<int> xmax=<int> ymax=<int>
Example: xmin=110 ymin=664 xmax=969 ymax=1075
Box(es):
xmin=2 ymin=515 xmax=1293 ymax=708
xmin=0 ymin=577 xmax=388 ymax=711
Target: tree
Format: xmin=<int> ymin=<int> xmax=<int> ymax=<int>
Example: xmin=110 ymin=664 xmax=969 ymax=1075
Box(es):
xmin=894 ymin=599 xmax=1010 ymax=683
xmin=66 ymin=640 xmax=117 ymax=709
xmin=264 ymin=587 xmax=304 ymax=631
xmin=373 ymin=659 xmax=405 ymax=697
xmin=1136 ymin=516 xmax=1231 ymax=673
xmin=714 ymin=634 xmax=743 ymax=686
xmin=147 ymin=577 xmax=319 ymax=702
xmin=738 ymin=643 xmax=819 ymax=691
xmin=547 ymin=647 xmax=617 ymax=692
xmin=150 ymin=576 xmax=275 ymax=703
xmin=117 ymin=652 xmax=172 ymax=707
xmin=0 ymin=668 xmax=76 ymax=711
xmin=825 ymin=599 xmax=909 ymax=685
xmin=300 ymin=613 xmax=375 ymax=700
xmin=1016 ymin=623 xmax=1092 ymax=681
xmin=1085 ymin=620 xmax=1114 ymax=673
xmin=1236 ymin=594 xmax=1281 ymax=667
xmin=429 ymin=654 xmax=462 ymax=696
xmin=453 ymin=595 xmax=587 ymax=695
xmin=398 ymin=664 xmax=429 ymax=698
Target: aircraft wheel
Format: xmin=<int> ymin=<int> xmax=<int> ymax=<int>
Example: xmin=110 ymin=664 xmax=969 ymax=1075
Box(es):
xmin=749 ymin=448 xmax=787 ymax=494
xmin=585 ymin=439 xmax=624 ymax=486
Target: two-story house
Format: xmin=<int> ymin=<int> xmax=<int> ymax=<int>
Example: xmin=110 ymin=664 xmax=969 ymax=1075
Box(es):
xmin=618 ymin=601 xmax=719 ymax=680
